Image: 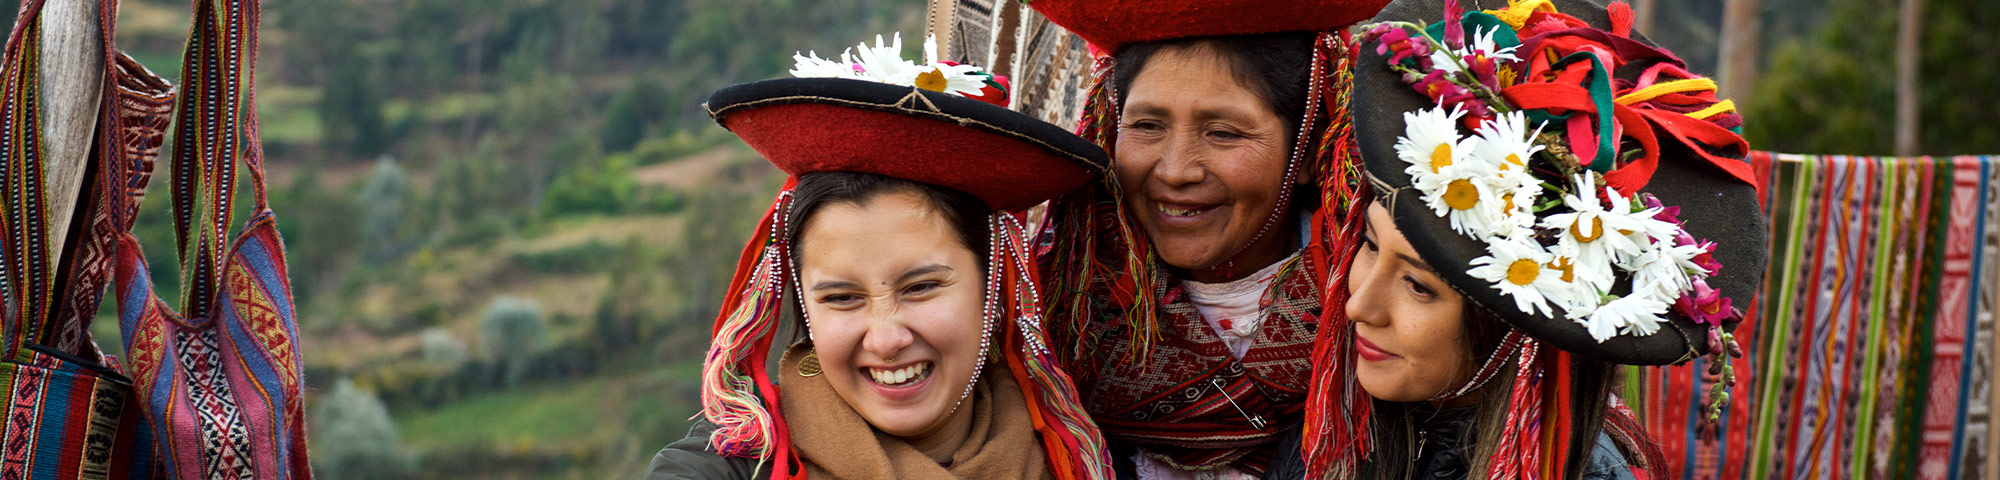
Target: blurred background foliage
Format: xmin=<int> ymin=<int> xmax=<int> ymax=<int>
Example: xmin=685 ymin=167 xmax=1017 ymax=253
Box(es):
xmin=7 ymin=0 xmax=1983 ymax=477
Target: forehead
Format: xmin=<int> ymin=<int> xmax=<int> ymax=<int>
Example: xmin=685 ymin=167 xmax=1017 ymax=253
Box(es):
xmin=1123 ymin=46 xmax=1266 ymax=111
xmin=795 ymin=191 xmax=967 ymax=269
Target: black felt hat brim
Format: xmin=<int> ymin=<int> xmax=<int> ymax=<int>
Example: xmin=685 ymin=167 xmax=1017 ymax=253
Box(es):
xmin=707 ymin=78 xmax=1109 ymax=211
xmin=1352 ymin=0 xmax=1768 ymax=365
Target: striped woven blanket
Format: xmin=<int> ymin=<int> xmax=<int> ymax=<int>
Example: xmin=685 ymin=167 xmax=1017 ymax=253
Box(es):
xmin=1628 ymin=152 xmax=1999 ymax=480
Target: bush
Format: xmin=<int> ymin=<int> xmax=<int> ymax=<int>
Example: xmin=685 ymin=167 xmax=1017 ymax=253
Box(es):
xmin=311 ymin=379 xmax=416 ymax=480
xmin=541 ymin=156 xmax=640 ymax=216
xmin=479 ymin=297 xmax=548 ymax=387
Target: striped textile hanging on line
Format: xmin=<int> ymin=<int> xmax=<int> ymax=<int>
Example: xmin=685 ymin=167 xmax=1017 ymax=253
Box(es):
xmin=1627 ymin=152 xmax=1998 ymax=480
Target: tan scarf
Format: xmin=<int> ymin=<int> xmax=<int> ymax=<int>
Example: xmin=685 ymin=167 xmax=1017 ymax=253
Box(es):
xmin=779 ymin=343 xmax=1051 ymax=479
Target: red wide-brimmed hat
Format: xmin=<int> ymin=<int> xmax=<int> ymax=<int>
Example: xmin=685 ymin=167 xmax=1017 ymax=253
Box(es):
xmin=706 ymin=77 xmax=1107 ymax=211
xmin=1029 ymin=0 xmax=1394 ymax=53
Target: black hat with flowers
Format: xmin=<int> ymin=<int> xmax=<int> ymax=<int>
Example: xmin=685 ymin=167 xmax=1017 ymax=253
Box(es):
xmin=1349 ymin=0 xmax=1767 ymax=366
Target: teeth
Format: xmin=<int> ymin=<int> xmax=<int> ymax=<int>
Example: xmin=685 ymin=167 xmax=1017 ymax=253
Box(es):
xmin=1159 ymin=205 xmax=1206 ymax=217
xmin=869 ymin=362 xmax=931 ymax=386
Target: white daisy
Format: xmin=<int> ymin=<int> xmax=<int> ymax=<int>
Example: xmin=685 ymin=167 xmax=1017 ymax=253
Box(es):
xmin=1467 ymin=237 xmax=1576 ymax=318
xmin=886 ymin=35 xmax=990 ymax=96
xmin=1473 ymin=111 xmax=1544 ymax=182
xmin=1415 ymin=161 xmax=1508 ymax=239
xmin=849 ymin=33 xmax=918 ymax=84
xmin=1395 ymin=105 xmax=1478 ymax=183
xmin=1580 ymin=291 xmax=1671 ymax=342
xmin=1626 ymin=241 xmax=1706 ymax=299
xmin=1540 ymin=173 xmax=1644 ymax=292
xmin=791 ymin=49 xmax=858 ymax=79
xmin=1472 ymin=111 xmax=1546 ymax=236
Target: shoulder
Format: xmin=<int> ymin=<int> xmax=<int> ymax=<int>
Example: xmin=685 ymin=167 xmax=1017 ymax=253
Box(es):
xmin=642 ymin=418 xmax=771 ymax=480
xmin=1579 ymin=431 xmax=1638 ymax=480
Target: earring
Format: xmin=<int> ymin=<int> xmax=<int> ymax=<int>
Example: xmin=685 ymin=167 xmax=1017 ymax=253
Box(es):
xmin=798 ymin=349 xmax=822 ymax=377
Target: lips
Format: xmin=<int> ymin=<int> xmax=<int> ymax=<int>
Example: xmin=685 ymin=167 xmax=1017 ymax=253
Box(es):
xmin=1356 ymin=335 xmax=1398 ymax=362
xmin=865 ymin=362 xmax=932 ymax=387
xmin=1157 ymin=203 xmax=1213 ymax=217
xmin=1151 ymin=200 xmax=1220 ymax=225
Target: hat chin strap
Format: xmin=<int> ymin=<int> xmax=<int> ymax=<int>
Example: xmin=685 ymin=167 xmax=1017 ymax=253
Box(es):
xmin=1429 ymin=330 xmax=1528 ymax=403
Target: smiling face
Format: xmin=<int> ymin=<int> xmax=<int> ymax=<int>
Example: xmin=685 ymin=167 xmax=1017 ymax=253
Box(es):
xmin=795 ymin=189 xmax=988 ymax=439
xmin=1115 ymin=44 xmax=1295 ymax=281
xmin=1345 ymin=201 xmax=1476 ymax=402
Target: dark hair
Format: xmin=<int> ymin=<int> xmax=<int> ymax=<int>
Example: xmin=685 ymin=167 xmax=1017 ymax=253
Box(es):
xmin=1111 ymin=32 xmax=1317 ymax=151
xmin=1361 ymin=308 xmax=1624 ymax=480
xmin=784 ymin=172 xmax=992 ymax=335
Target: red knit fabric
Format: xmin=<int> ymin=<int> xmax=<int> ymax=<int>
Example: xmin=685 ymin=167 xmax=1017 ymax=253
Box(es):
xmin=723 ymin=103 xmax=1096 ymax=211
xmin=1028 ymin=0 xmax=1392 ymax=53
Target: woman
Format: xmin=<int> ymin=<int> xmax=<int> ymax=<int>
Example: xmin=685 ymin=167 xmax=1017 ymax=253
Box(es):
xmin=1332 ymin=0 xmax=1767 ymax=477
xmin=646 ymin=34 xmax=1112 ymax=479
xmin=1023 ymin=1 xmax=1390 ymax=478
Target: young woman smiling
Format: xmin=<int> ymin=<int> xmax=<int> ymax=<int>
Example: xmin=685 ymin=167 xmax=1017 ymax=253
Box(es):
xmin=1325 ymin=0 xmax=1770 ymax=478
xmin=646 ymin=34 xmax=1112 ymax=479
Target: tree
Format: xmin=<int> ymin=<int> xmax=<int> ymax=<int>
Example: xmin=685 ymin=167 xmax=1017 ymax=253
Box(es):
xmin=311 ymin=379 xmax=416 ymax=480
xmin=479 ymin=296 xmax=547 ymax=387
xmin=1743 ymin=0 xmax=2000 ymax=155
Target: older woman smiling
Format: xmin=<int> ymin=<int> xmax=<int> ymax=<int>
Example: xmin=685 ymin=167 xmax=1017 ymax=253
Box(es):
xmin=1027 ymin=1 xmax=1392 ymax=478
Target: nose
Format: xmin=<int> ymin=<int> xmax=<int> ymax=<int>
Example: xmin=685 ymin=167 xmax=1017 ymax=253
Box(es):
xmin=859 ymin=305 xmax=914 ymax=362
xmin=1344 ymin=260 xmax=1388 ymax=328
xmin=1152 ymin=131 xmax=1207 ymax=187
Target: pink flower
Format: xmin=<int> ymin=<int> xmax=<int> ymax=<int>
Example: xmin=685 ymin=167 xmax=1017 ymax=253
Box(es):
xmin=1443 ymin=0 xmax=1466 ymax=50
xmin=1691 ymin=241 xmax=1722 ymax=275
xmin=1675 ymin=279 xmax=1734 ymax=326
xmin=1375 ymin=28 xmax=1432 ymax=67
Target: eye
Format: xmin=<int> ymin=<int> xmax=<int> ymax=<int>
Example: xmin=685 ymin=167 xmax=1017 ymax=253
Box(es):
xmin=818 ymin=293 xmax=863 ymax=309
xmin=1123 ymin=120 xmax=1165 ymax=134
xmin=903 ymin=281 xmax=942 ymax=296
xmin=1205 ymin=128 xmax=1245 ymax=141
xmin=1402 ymin=275 xmax=1436 ymax=300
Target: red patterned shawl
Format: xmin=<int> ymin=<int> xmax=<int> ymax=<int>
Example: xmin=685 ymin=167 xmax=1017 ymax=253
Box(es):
xmin=1069 ymin=254 xmax=1322 ymax=474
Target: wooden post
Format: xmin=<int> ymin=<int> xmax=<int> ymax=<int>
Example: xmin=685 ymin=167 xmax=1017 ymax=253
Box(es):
xmin=1893 ymin=0 xmax=1922 ymax=156
xmin=39 ymin=0 xmax=105 ymax=269
xmin=1632 ymin=0 xmax=1657 ymax=36
xmin=1716 ymin=0 xmax=1762 ymax=99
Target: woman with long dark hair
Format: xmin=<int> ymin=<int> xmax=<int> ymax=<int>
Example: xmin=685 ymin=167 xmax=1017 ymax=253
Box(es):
xmin=1329 ymin=0 xmax=1768 ymax=477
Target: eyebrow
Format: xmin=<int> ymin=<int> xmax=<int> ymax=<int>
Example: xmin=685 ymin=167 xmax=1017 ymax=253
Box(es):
xmin=1362 ymin=216 xmax=1438 ymax=274
xmin=1396 ymin=252 xmax=1438 ymax=275
xmin=808 ymin=264 xmax=953 ymax=291
xmin=1124 ymin=102 xmax=1258 ymax=125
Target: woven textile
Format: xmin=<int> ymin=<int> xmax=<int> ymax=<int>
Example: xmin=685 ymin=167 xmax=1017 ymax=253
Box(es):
xmin=1626 ymin=152 xmax=1999 ymax=480
xmin=107 ymin=0 xmax=312 ymax=477
xmin=0 ymin=0 xmax=175 ymax=477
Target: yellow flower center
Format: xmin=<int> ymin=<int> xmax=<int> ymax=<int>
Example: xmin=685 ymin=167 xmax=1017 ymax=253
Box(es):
xmin=1504 ymin=153 xmax=1524 ymax=171
xmin=1546 ymin=257 xmax=1576 ymax=283
xmin=1503 ymin=193 xmax=1516 ymax=212
xmin=1570 ymin=216 xmax=1604 ymax=242
xmin=1431 ymin=144 xmax=1454 ymax=173
xmin=1444 ymin=179 xmax=1480 ymax=210
xmin=915 ymin=67 xmax=948 ymax=92
xmin=1506 ymin=259 xmax=1540 ymax=286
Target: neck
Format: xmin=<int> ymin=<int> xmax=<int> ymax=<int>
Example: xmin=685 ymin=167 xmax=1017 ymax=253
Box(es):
xmin=1187 ymin=219 xmax=1299 ymax=283
xmin=906 ymin=380 xmax=981 ymax=464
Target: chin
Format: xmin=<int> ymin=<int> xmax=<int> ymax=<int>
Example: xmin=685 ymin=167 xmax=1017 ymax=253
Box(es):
xmin=1151 ymin=239 xmax=1227 ymax=270
xmin=1357 ymin=365 xmax=1420 ymax=403
xmin=863 ymin=403 xmax=949 ymax=437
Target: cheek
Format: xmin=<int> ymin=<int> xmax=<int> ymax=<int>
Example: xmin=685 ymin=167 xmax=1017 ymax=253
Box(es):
xmin=803 ymin=310 xmax=868 ymax=367
xmin=1111 ymin=143 xmax=1155 ymax=186
xmin=1216 ymin=150 xmax=1289 ymax=205
xmin=908 ymin=294 xmax=987 ymax=353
